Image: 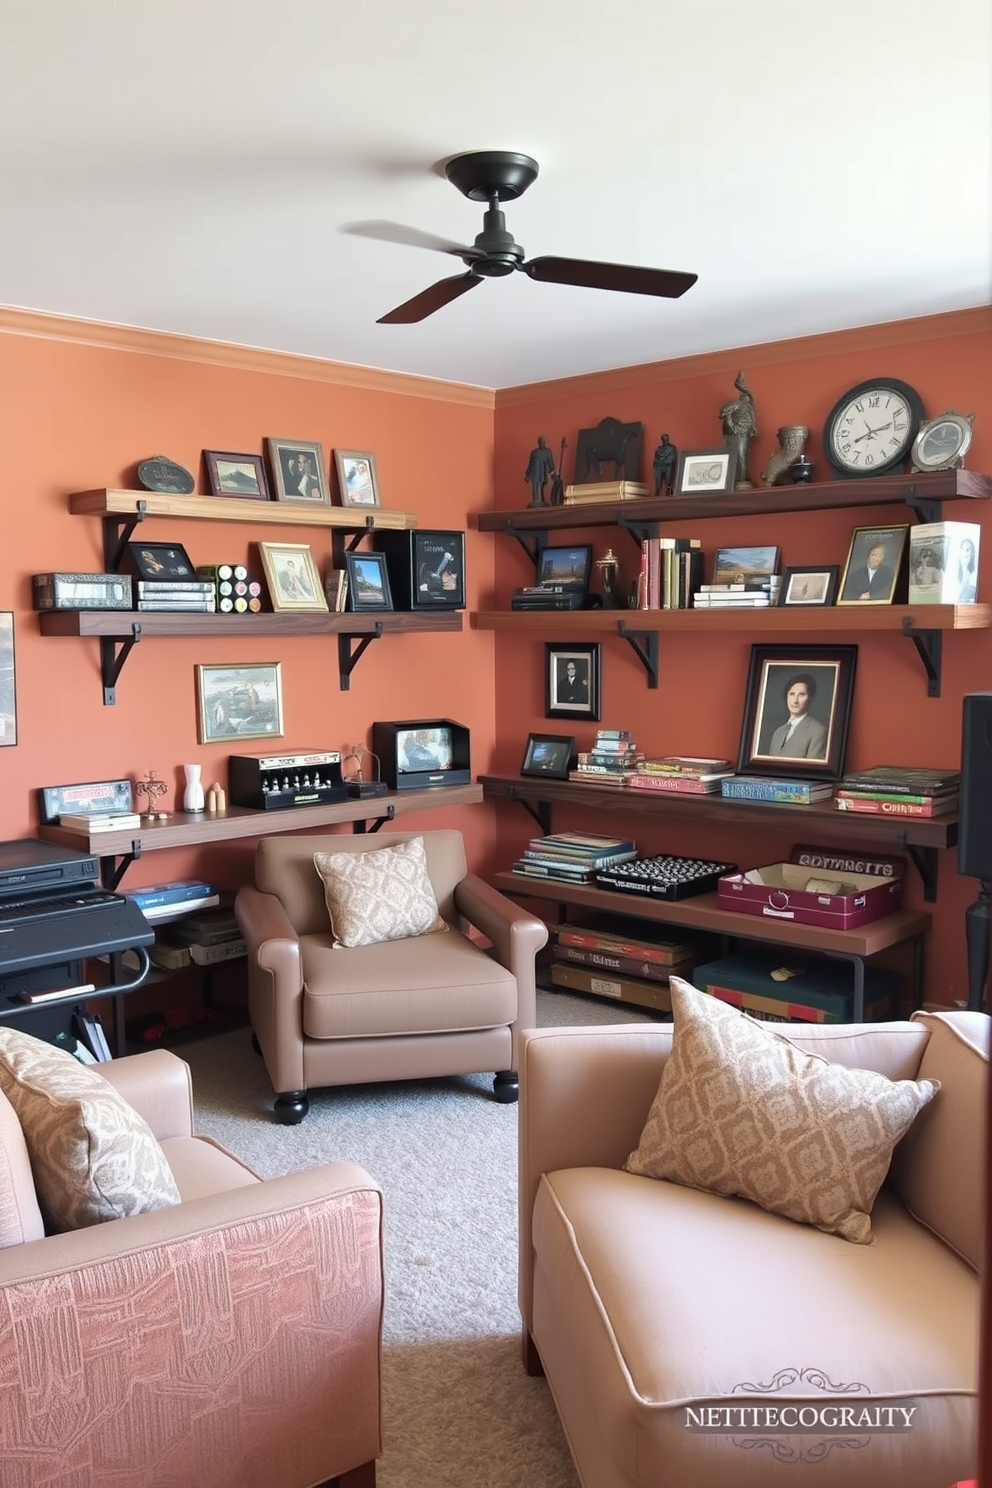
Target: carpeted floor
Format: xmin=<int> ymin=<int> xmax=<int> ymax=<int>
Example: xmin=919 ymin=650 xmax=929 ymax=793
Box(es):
xmin=180 ymin=985 xmax=659 ymax=1488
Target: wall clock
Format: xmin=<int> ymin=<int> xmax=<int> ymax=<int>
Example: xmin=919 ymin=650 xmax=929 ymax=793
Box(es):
xmin=822 ymin=378 xmax=924 ymax=478
xmin=910 ymin=409 xmax=974 ymax=473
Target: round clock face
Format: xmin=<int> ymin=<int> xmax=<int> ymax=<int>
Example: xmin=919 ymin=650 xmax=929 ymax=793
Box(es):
xmin=911 ymin=412 xmax=973 ymax=471
xmin=823 ymin=379 xmax=924 ymax=478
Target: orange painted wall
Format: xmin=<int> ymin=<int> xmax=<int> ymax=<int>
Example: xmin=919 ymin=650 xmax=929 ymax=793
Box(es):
xmin=491 ymin=308 xmax=992 ymax=1010
xmin=0 ymin=314 xmax=499 ymax=893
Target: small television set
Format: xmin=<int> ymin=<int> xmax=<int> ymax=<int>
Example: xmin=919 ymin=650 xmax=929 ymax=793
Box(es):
xmin=535 ymin=543 xmax=593 ymax=593
xmin=372 ymin=718 xmax=472 ymax=790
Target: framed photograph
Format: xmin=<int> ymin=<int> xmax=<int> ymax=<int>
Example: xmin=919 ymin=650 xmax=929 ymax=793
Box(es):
xmin=545 ymin=642 xmax=601 ymax=721
xmin=837 ymin=525 xmax=909 ymax=605
xmin=737 ymin=644 xmax=858 ymax=781
xmin=520 ymin=732 xmax=576 ymax=779
xmin=345 ymin=551 xmax=394 ymax=611
xmin=203 ymin=450 xmax=269 ymax=500
xmin=265 ymin=438 xmax=329 ymax=504
xmin=333 ymin=449 xmax=381 ymax=508
xmin=779 ymin=565 xmax=839 ymax=607
xmin=196 ymin=662 xmax=284 ymax=744
xmin=126 ymin=542 xmax=197 ymax=580
xmin=536 ymin=543 xmax=593 ymax=592
xmin=674 ymin=447 xmax=738 ymax=496
xmin=0 ymin=612 xmax=16 ymax=748
xmin=712 ymin=545 xmax=780 ymax=585
xmin=257 ymin=542 xmax=328 ymax=612
xmin=411 ymin=530 xmax=464 ymax=608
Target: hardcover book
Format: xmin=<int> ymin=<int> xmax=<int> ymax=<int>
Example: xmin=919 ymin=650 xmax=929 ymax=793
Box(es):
xmin=907 ymin=521 xmax=980 ymax=604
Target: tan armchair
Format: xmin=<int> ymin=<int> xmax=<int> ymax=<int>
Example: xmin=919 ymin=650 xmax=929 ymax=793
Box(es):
xmin=0 ymin=1047 xmax=383 ymax=1488
xmin=235 ymin=829 xmax=548 ymax=1124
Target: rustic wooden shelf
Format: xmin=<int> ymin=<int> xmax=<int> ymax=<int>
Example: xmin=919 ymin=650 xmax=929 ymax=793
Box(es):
xmin=69 ymin=488 xmax=416 ymax=530
xmin=473 ymin=604 xmax=990 ymax=634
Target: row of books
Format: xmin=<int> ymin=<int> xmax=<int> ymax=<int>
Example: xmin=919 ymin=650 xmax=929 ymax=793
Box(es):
xmin=635 ymin=537 xmax=703 ymax=610
xmin=834 ymin=765 xmax=960 ymax=819
xmin=511 ymin=830 xmax=638 ymax=884
xmin=136 ymin=579 xmax=218 ymax=612
xmin=692 ymin=576 xmax=781 ymax=609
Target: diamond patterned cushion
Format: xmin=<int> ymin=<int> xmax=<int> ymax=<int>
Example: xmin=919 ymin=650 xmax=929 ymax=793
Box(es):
xmin=314 ymin=835 xmax=448 ymax=949
xmin=0 ymin=1028 xmax=180 ymax=1233
xmin=625 ymin=976 xmax=940 ymax=1243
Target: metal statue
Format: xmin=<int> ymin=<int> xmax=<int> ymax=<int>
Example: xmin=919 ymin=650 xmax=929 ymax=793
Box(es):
xmin=719 ymin=371 xmax=758 ymax=490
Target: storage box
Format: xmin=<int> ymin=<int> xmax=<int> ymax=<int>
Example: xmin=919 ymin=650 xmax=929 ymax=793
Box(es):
xmin=32 ymin=572 xmax=132 ymax=610
xmin=371 ymin=719 xmax=471 ymax=790
xmin=717 ymin=849 xmax=903 ymax=929
xmin=691 ymin=951 xmax=899 ymax=1023
xmin=227 ymin=750 xmax=347 ymax=810
xmin=373 ymin=530 xmax=466 ymax=610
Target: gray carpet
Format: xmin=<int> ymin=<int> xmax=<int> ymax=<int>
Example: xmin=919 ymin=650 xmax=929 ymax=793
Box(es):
xmin=181 ymin=986 xmax=659 ymax=1488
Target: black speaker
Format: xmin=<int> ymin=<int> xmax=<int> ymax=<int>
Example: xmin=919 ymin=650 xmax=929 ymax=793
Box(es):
xmin=959 ymin=693 xmax=992 ymax=881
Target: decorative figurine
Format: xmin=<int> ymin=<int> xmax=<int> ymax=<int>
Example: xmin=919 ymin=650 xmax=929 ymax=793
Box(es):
xmin=761 ymin=425 xmax=810 ymax=486
xmin=182 ymin=763 xmax=205 ymax=813
xmin=134 ymin=769 xmax=171 ymax=822
xmin=718 ymin=371 xmax=758 ymax=490
xmin=596 ymin=548 xmax=623 ymax=609
xmin=524 ymin=436 xmax=556 ymax=507
xmin=549 ymin=437 xmax=567 ymax=506
xmin=652 ymin=433 xmax=678 ymax=496
xmin=790 ymin=457 xmax=814 ymax=483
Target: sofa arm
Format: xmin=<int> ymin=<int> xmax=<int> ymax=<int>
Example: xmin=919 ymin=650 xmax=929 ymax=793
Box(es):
xmin=454 ymin=873 xmax=548 ymax=1031
xmin=0 ymin=1162 xmax=384 ymax=1488
xmin=235 ymin=885 xmax=306 ymax=1091
xmin=97 ymin=1047 xmax=195 ymax=1140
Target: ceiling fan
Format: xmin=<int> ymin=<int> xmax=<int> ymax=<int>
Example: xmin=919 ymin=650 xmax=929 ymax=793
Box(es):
xmin=375 ymin=150 xmax=698 ymax=325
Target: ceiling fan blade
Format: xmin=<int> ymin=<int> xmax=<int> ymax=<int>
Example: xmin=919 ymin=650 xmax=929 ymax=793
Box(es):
xmin=522 ymin=256 xmax=698 ymax=299
xmin=377 ymin=272 xmax=484 ymax=325
xmin=344 ymin=218 xmax=474 ymax=258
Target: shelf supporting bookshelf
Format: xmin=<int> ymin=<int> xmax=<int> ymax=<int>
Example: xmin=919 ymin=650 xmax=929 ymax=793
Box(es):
xmin=502 ymin=521 xmax=549 ymax=565
xmin=338 ymin=623 xmax=383 ymax=689
xmin=902 ymin=618 xmax=942 ymax=697
xmin=616 ymin=620 xmax=659 ymax=687
xmin=903 ymin=842 xmax=939 ymax=902
xmin=100 ymin=625 xmax=142 ymax=706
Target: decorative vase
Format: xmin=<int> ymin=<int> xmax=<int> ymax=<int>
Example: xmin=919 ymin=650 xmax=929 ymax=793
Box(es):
xmin=183 ymin=763 xmax=205 ymax=813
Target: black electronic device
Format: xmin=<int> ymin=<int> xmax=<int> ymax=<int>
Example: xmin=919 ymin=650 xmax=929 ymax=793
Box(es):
xmin=511 ymin=591 xmax=587 ymax=611
xmin=372 ymin=719 xmax=471 ymax=790
xmin=0 ymin=838 xmax=100 ymax=901
xmin=595 ymin=854 xmax=738 ymax=901
xmin=228 ymin=750 xmax=348 ymax=810
xmin=958 ymin=692 xmax=992 ymax=1012
xmin=373 ymin=530 xmax=465 ymax=610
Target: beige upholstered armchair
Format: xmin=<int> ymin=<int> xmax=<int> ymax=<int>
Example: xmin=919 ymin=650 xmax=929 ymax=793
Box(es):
xmin=0 ymin=1042 xmax=383 ymax=1488
xmin=235 ymin=829 xmax=548 ymax=1124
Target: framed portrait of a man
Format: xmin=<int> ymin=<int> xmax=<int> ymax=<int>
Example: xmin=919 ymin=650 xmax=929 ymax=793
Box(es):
xmin=737 ymin=644 xmax=857 ymax=780
xmin=545 ymin=642 xmax=601 ymax=721
xmin=265 ymin=438 xmax=330 ymax=505
xmin=837 ymin=525 xmax=908 ymax=605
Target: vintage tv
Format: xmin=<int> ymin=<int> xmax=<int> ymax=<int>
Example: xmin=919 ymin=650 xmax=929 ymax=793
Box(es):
xmin=373 ymin=530 xmax=466 ymax=610
xmin=371 ymin=719 xmax=471 ymax=790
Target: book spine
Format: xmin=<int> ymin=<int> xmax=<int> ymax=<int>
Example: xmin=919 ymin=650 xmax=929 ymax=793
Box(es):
xmin=721 ymin=781 xmax=822 ymax=803
xmin=553 ymin=944 xmax=675 ymax=983
xmin=554 ymin=928 xmax=683 ymax=966
xmin=626 ymin=776 xmax=714 ymax=793
xmin=834 ymin=796 xmax=942 ymax=817
xmin=839 ymin=777 xmax=957 ymax=795
xmin=835 ymin=789 xmax=955 ymax=806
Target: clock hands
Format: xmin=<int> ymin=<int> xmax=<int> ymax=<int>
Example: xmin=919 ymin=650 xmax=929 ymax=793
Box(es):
xmin=854 ymin=421 xmax=892 ymax=443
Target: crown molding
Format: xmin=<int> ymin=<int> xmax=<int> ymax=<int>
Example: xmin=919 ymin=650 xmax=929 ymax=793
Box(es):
xmin=495 ymin=305 xmax=992 ymax=407
xmin=0 ymin=305 xmax=495 ymax=408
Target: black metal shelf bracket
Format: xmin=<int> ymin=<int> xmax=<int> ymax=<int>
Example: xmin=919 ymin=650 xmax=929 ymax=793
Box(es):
xmin=903 ymin=486 xmax=942 ymax=525
xmin=902 ymin=841 xmax=939 ymax=903
xmin=337 ymin=623 xmax=384 ymax=690
xmin=502 ymin=521 xmax=548 ymax=566
xmin=506 ymin=787 xmax=552 ymax=834
xmin=901 ymin=617 xmax=942 ymax=696
xmin=99 ymin=845 xmax=142 ymax=891
xmin=366 ymin=804 xmax=397 ymax=835
xmin=102 ymin=503 xmax=147 ymax=571
xmin=616 ymin=621 xmax=659 ymax=688
xmin=616 ymin=509 xmax=660 ymax=550
xmin=100 ymin=624 xmax=142 ymax=705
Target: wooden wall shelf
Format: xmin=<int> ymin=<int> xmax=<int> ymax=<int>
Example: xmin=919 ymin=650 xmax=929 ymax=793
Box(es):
xmin=70 ymin=488 xmax=416 ymax=531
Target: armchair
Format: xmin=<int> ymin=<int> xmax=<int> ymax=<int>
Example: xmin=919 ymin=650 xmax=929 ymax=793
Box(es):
xmin=235 ymin=830 xmax=548 ymax=1123
xmin=0 ymin=1046 xmax=383 ymax=1488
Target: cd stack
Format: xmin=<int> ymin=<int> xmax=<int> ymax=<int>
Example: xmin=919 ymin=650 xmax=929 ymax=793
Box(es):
xmin=136 ymin=577 xmax=216 ymax=612
xmin=196 ymin=564 xmax=263 ymax=614
xmin=693 ymin=575 xmax=781 ymax=608
xmin=511 ymin=584 xmax=586 ymax=611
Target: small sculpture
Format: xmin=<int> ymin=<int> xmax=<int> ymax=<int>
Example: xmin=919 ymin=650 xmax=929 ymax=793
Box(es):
xmin=762 ymin=425 xmax=809 ymax=486
xmin=595 ymin=548 xmax=623 ymax=609
xmin=718 ymin=371 xmax=758 ymax=490
xmin=549 ymin=437 xmax=567 ymax=506
xmin=134 ymin=769 xmax=170 ymax=822
xmin=652 ymin=433 xmax=678 ymax=497
xmin=524 ymin=436 xmax=556 ymax=507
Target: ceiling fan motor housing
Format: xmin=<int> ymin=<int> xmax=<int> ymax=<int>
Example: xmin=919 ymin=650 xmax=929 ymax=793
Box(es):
xmin=468 ymin=206 xmax=524 ymax=276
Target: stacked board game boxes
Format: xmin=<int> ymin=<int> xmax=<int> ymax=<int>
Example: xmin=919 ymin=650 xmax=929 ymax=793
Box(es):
xmin=549 ymin=913 xmax=717 ymax=1014
xmin=834 ymin=765 xmax=960 ymax=818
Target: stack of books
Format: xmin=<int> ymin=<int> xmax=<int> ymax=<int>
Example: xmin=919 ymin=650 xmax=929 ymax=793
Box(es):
xmin=511 ymin=584 xmax=586 ymax=611
xmin=137 ymin=578 xmax=217 ymax=612
xmin=721 ymin=776 xmax=835 ymax=804
xmin=124 ymin=878 xmax=219 ymax=921
xmin=569 ymin=729 xmax=640 ymax=785
xmin=512 ymin=831 xmax=638 ymax=884
xmin=834 ymin=766 xmax=961 ymax=818
xmin=58 ymin=809 xmax=142 ymax=833
xmin=693 ymin=576 xmax=781 ymax=608
xmin=167 ymin=907 xmax=246 ymax=965
xmin=636 ymin=536 xmax=703 ymax=609
xmin=627 ymin=756 xmax=734 ymax=795
xmin=563 ymin=481 xmax=649 ymax=505
xmin=550 ymin=913 xmax=708 ymax=1002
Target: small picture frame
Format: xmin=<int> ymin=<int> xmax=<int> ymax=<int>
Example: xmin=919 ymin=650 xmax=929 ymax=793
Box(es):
xmin=265 ymin=438 xmax=330 ymax=504
xmin=203 ymin=450 xmax=270 ymax=500
xmin=674 ymin=447 xmax=738 ymax=496
xmin=257 ymin=542 xmax=328 ymax=612
xmin=737 ymin=643 xmax=858 ymax=781
xmin=126 ymin=542 xmax=198 ymax=580
xmin=535 ymin=543 xmax=593 ymax=592
xmin=712 ymin=545 xmax=780 ymax=585
xmin=545 ymin=641 xmax=601 ymax=721
xmin=345 ymin=551 xmax=393 ymax=611
xmin=520 ymin=732 xmax=576 ymax=779
xmin=778 ymin=566 xmax=840 ymax=607
xmin=837 ymin=525 xmax=909 ymax=605
xmin=333 ymin=449 xmax=381 ymax=508
xmin=196 ymin=662 xmax=284 ymax=745
xmin=0 ymin=612 xmax=16 ymax=748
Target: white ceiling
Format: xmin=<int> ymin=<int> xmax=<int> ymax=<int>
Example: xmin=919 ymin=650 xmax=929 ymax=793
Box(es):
xmin=1 ymin=1 xmax=989 ymax=390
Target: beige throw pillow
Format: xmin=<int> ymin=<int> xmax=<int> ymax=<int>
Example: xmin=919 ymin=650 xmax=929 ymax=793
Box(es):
xmin=0 ymin=1029 xmax=180 ymax=1232
xmin=314 ymin=835 xmax=448 ymax=949
xmin=625 ymin=977 xmax=939 ymax=1243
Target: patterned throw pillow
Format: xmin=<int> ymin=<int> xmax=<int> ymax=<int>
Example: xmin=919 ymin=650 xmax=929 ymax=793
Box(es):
xmin=625 ymin=977 xmax=940 ymax=1243
xmin=313 ymin=835 xmax=449 ymax=949
xmin=0 ymin=1029 xmax=180 ymax=1232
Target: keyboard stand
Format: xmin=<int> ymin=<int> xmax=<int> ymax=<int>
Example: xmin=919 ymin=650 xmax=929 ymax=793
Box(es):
xmin=0 ymin=946 xmax=151 ymax=1057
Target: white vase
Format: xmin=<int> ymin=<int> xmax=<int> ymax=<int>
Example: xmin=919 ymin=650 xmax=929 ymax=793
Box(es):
xmin=183 ymin=763 xmax=205 ymax=812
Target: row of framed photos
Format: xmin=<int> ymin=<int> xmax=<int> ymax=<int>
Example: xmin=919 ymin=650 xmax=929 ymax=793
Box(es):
xmin=201 ymin=441 xmax=382 ymax=509
xmin=538 ymin=640 xmax=858 ymax=782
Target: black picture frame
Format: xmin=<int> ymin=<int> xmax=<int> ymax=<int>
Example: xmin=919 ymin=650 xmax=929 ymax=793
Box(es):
xmin=520 ymin=732 xmax=576 ymax=779
xmin=412 ymin=530 xmax=465 ymax=608
xmin=126 ymin=541 xmax=198 ymax=581
xmin=674 ymin=447 xmax=738 ymax=496
xmin=737 ymin=644 xmax=858 ymax=781
xmin=545 ymin=642 xmax=601 ymax=721
xmin=778 ymin=565 xmax=840 ymax=607
xmin=344 ymin=551 xmax=394 ymax=612
xmin=837 ymin=524 xmax=909 ymax=605
xmin=535 ymin=543 xmax=593 ymax=592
